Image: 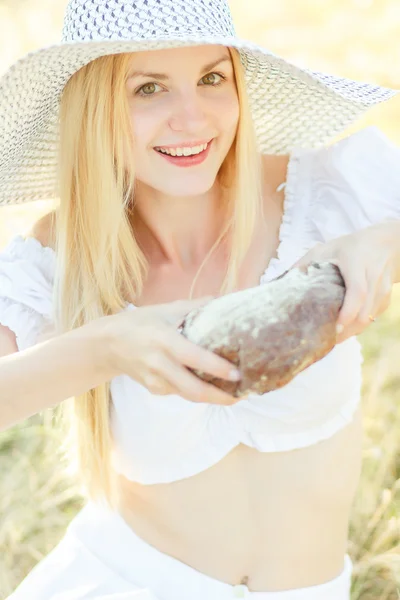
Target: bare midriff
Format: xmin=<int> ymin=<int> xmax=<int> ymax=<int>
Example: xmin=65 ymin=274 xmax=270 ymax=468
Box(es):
xmin=116 ymin=406 xmax=363 ymax=591
xmin=115 ymin=153 xmax=363 ymax=591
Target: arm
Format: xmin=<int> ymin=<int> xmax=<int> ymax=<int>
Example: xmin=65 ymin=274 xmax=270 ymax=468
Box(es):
xmin=290 ymin=218 xmax=400 ymax=342
xmin=0 ymin=316 xmax=115 ymax=432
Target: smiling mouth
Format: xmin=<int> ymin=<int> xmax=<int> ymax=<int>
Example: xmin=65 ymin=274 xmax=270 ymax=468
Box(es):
xmin=154 ymin=140 xmax=212 ymax=157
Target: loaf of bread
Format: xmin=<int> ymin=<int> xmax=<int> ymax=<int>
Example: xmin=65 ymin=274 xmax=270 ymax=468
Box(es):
xmin=179 ymin=262 xmax=345 ymax=398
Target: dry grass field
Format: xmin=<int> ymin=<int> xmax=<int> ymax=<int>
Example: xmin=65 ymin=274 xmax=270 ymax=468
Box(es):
xmin=1 ymin=1 xmax=400 ymax=598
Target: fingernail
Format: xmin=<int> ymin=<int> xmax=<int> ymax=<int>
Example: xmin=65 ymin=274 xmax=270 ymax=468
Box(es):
xmin=229 ymin=369 xmax=242 ymax=381
xmin=336 ymin=324 xmax=344 ymax=335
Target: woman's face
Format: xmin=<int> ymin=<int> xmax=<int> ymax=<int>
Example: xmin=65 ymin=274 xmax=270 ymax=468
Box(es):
xmin=125 ymin=45 xmax=240 ymax=197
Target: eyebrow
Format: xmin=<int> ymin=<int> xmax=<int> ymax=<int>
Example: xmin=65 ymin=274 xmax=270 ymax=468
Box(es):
xmin=127 ymin=55 xmax=232 ymax=82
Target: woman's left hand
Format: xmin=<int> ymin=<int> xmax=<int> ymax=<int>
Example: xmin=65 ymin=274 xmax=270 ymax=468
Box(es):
xmin=290 ymin=223 xmax=396 ymax=344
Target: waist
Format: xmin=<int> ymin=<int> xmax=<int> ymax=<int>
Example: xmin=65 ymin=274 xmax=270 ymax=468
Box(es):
xmin=115 ymin=406 xmax=363 ymax=591
xmin=70 ymin=500 xmax=354 ymax=600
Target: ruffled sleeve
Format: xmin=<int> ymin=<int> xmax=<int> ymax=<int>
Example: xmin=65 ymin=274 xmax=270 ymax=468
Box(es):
xmin=308 ymin=126 xmax=400 ymax=242
xmin=0 ymin=235 xmax=56 ymax=351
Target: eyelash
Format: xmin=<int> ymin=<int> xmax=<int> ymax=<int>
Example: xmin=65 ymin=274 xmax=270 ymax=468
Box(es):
xmin=135 ymin=72 xmax=227 ymax=98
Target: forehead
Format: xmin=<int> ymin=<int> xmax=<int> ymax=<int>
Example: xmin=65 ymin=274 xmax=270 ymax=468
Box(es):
xmin=127 ymin=44 xmax=231 ymax=71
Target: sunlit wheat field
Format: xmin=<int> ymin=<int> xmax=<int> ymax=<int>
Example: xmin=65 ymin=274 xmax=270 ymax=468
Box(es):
xmin=1 ymin=1 xmax=400 ymax=598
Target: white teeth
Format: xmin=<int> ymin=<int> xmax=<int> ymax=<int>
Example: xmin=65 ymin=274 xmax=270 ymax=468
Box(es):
xmin=155 ymin=142 xmax=209 ymax=157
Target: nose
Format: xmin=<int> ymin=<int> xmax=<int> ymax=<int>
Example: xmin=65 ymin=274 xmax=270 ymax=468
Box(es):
xmin=168 ymin=91 xmax=209 ymax=134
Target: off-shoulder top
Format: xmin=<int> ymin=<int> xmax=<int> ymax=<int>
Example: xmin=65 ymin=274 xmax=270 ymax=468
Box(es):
xmin=1 ymin=126 xmax=399 ymax=484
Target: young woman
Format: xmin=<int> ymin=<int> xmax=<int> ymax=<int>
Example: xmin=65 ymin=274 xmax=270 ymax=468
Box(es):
xmin=1 ymin=0 xmax=400 ymax=599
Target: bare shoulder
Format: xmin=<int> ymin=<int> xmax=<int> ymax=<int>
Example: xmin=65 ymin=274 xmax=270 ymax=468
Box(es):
xmin=260 ymin=153 xmax=290 ymax=188
xmin=25 ymin=209 xmax=57 ymax=251
xmin=260 ymin=152 xmax=290 ymax=213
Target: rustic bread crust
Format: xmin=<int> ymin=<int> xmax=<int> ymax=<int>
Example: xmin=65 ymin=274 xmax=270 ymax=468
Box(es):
xmin=180 ymin=263 xmax=345 ymax=398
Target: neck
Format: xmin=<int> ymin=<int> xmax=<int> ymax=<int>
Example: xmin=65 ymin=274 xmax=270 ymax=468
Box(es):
xmin=131 ymin=181 xmax=228 ymax=271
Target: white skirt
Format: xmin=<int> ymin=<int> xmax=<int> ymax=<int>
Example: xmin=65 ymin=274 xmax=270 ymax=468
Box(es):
xmin=7 ymin=500 xmax=353 ymax=600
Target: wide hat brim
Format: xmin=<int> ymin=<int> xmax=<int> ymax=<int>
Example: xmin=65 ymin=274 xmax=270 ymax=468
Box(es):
xmin=0 ymin=33 xmax=398 ymax=206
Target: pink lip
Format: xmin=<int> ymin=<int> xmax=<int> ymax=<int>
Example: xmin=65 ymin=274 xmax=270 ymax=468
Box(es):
xmin=154 ymin=139 xmax=214 ymax=168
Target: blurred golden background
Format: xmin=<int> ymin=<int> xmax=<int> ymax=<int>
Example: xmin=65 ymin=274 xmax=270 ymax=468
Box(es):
xmin=0 ymin=1 xmax=400 ymax=599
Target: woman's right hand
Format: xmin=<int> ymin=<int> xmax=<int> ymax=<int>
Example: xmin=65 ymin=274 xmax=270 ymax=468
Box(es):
xmin=104 ymin=296 xmax=242 ymax=405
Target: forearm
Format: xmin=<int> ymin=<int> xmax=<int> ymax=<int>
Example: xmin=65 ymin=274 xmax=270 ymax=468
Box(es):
xmin=0 ymin=316 xmax=115 ymax=432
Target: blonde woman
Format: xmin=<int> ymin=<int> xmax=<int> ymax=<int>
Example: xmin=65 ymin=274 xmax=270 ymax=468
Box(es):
xmin=1 ymin=1 xmax=400 ymax=599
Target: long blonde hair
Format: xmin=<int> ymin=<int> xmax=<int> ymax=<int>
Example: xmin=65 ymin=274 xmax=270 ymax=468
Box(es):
xmin=55 ymin=47 xmax=263 ymax=509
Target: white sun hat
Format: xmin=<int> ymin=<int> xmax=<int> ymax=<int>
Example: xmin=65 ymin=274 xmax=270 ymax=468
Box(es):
xmin=0 ymin=0 xmax=398 ymax=207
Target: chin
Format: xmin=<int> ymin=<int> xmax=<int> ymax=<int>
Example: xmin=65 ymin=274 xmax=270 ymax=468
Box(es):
xmin=169 ymin=186 xmax=214 ymax=198
xmin=152 ymin=178 xmax=215 ymax=198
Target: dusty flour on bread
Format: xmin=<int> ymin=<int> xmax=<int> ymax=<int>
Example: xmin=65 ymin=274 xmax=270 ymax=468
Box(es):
xmin=183 ymin=262 xmax=341 ymax=346
xmin=180 ymin=262 xmax=345 ymax=398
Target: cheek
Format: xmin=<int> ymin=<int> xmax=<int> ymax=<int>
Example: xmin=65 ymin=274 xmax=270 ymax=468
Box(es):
xmin=215 ymin=89 xmax=240 ymax=138
xmin=129 ymin=103 xmax=165 ymax=156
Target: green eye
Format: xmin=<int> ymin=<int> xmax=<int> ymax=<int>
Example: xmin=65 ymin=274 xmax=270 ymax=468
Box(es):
xmin=201 ymin=73 xmax=223 ymax=86
xmin=203 ymin=73 xmax=216 ymax=83
xmin=136 ymin=72 xmax=225 ymax=97
xmin=137 ymin=82 xmax=162 ymax=96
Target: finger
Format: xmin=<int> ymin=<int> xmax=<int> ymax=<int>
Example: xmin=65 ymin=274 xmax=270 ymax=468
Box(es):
xmin=357 ymin=277 xmax=381 ymax=325
xmin=357 ymin=267 xmax=392 ymax=324
xmin=290 ymin=243 xmax=324 ymax=270
xmin=142 ymin=371 xmax=177 ymax=396
xmin=335 ymin=310 xmax=373 ymax=343
xmin=152 ymin=353 xmax=238 ymax=405
xmin=335 ymin=321 xmax=364 ymax=344
xmin=376 ymin=270 xmax=393 ymax=314
xmin=164 ymin=295 xmax=216 ymax=327
xmin=164 ymin=329 xmax=241 ymax=383
xmin=337 ymin=270 xmax=368 ymax=329
xmin=381 ymin=267 xmax=394 ymax=298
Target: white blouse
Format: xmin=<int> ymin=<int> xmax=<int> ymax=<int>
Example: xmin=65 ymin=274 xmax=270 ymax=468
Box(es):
xmin=1 ymin=125 xmax=399 ymax=485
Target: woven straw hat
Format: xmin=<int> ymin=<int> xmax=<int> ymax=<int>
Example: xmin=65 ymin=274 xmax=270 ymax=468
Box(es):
xmin=0 ymin=0 xmax=398 ymax=206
